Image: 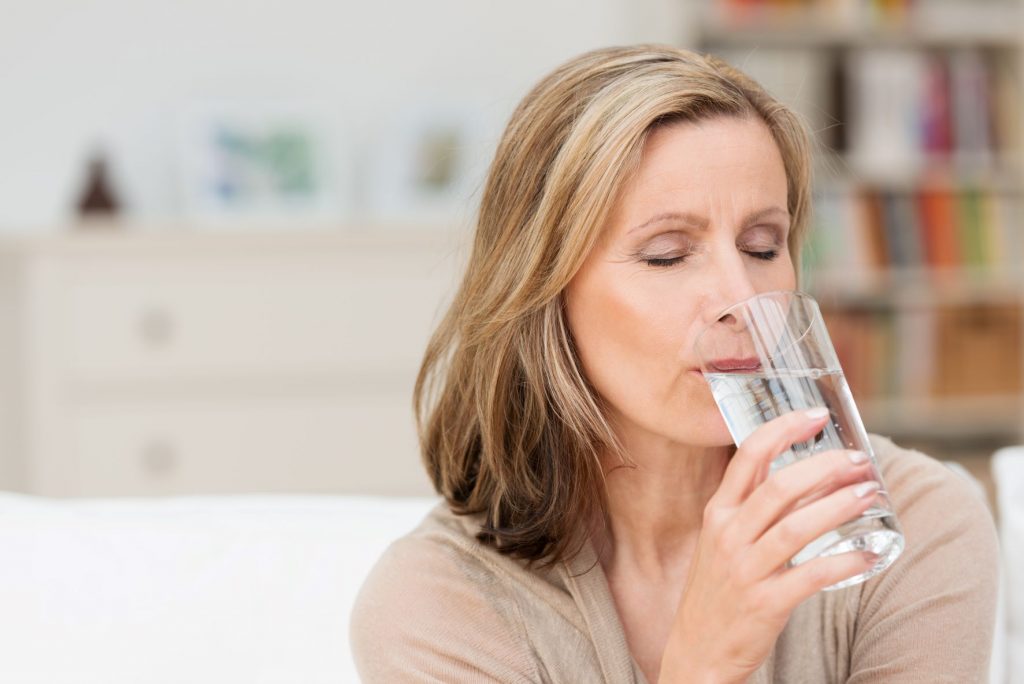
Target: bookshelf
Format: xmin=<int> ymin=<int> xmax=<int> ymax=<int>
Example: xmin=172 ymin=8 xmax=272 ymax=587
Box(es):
xmin=694 ymin=0 xmax=1024 ymax=484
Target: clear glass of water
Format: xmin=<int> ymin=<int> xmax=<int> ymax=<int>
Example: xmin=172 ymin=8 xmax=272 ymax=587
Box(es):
xmin=694 ymin=290 xmax=903 ymax=590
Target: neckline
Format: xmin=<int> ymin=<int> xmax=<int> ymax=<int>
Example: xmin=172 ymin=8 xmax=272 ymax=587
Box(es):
xmin=559 ymin=536 xmax=777 ymax=684
xmin=560 ymin=536 xmax=650 ymax=684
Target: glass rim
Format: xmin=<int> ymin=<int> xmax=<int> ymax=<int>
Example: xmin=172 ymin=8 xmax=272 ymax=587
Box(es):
xmin=694 ymin=289 xmax=819 ymax=369
xmin=713 ymin=288 xmax=811 ymax=318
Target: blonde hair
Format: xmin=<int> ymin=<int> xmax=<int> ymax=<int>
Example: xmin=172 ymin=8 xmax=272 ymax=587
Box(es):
xmin=414 ymin=44 xmax=815 ymax=565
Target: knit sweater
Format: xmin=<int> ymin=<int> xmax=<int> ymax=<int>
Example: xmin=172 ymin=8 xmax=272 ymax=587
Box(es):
xmin=350 ymin=433 xmax=999 ymax=682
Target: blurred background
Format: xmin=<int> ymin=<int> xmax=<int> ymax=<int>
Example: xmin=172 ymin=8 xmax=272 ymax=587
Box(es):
xmin=0 ymin=0 xmax=1020 ymax=512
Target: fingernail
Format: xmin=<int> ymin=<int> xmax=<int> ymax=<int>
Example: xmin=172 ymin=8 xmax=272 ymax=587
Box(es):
xmin=854 ymin=481 xmax=881 ymax=498
xmin=848 ymin=450 xmax=869 ymax=464
xmin=863 ymin=551 xmax=880 ymax=565
xmin=805 ymin=407 xmax=829 ymax=420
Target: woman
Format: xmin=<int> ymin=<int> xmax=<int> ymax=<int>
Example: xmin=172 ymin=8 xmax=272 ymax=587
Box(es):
xmin=351 ymin=45 xmax=998 ymax=683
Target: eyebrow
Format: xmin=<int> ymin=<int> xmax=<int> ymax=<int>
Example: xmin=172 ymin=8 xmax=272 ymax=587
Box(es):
xmin=627 ymin=206 xmax=790 ymax=235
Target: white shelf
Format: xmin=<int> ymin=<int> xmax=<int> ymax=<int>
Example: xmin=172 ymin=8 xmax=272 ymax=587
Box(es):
xmin=0 ymin=221 xmax=469 ymax=257
xmin=0 ymin=228 xmax=457 ymax=496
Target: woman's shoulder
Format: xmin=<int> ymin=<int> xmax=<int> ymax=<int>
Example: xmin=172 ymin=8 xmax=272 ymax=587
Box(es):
xmin=348 ymin=502 xmax=545 ymax=682
xmin=774 ymin=434 xmax=1000 ymax=681
xmin=350 ymin=501 xmax=514 ymax=621
xmin=357 ymin=501 xmax=526 ymax=587
xmin=850 ymin=433 xmax=1000 ymax=678
xmin=865 ymin=431 xmax=998 ymax=583
xmin=867 ymin=432 xmax=992 ymax=519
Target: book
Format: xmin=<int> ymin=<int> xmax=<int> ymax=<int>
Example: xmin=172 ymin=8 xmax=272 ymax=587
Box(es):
xmin=921 ymin=53 xmax=953 ymax=156
xmin=880 ymin=191 xmax=925 ymax=268
xmin=845 ymin=48 xmax=929 ymax=176
xmin=991 ymin=55 xmax=1021 ymax=155
xmin=979 ymin=191 xmax=1005 ymax=272
xmin=893 ymin=193 xmax=924 ymax=268
xmin=949 ymin=48 xmax=994 ymax=164
xmin=895 ymin=306 xmax=936 ymax=397
xmin=933 ymin=304 xmax=1023 ymax=396
xmin=861 ymin=189 xmax=890 ymax=269
xmin=916 ymin=189 xmax=961 ymax=268
xmin=957 ymin=188 xmax=986 ymax=269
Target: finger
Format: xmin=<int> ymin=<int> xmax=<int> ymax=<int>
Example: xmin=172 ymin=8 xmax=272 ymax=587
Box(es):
xmin=731 ymin=448 xmax=873 ymax=543
xmin=786 ymin=463 xmax=875 ymax=516
xmin=772 ymin=549 xmax=880 ymax=605
xmin=751 ymin=480 xmax=881 ymax=574
xmin=713 ymin=407 xmax=831 ymax=507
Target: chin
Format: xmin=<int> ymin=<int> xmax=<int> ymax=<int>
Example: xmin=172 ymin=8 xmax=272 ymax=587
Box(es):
xmin=670 ymin=409 xmax=735 ymax=448
xmin=686 ymin=429 xmax=735 ymax=449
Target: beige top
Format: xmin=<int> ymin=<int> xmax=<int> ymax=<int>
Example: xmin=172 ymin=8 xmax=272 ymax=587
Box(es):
xmin=350 ymin=434 xmax=999 ymax=683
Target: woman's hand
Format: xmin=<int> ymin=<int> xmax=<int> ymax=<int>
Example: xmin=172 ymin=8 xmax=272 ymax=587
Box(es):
xmin=658 ymin=408 xmax=880 ymax=684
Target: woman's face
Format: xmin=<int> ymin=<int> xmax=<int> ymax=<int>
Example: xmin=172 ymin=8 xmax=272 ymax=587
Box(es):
xmin=564 ymin=115 xmax=797 ymax=449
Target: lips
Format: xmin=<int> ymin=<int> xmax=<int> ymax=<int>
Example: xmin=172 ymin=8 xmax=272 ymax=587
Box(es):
xmin=707 ymin=356 xmax=762 ymax=372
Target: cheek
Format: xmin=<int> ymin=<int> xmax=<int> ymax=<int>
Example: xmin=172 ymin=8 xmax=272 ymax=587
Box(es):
xmin=566 ymin=278 xmax=738 ymax=447
xmin=567 ymin=274 xmax=699 ymax=419
xmin=569 ymin=280 xmax=676 ymax=376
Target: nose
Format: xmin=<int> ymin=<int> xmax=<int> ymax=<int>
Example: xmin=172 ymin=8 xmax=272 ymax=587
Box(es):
xmin=703 ymin=250 xmax=759 ymax=327
xmin=717 ymin=310 xmax=746 ymax=332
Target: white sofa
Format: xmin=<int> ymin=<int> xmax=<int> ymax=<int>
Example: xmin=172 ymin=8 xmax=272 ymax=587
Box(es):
xmin=0 ymin=454 xmax=1017 ymax=684
xmin=0 ymin=493 xmax=438 ymax=684
xmin=995 ymin=447 xmax=1024 ymax=684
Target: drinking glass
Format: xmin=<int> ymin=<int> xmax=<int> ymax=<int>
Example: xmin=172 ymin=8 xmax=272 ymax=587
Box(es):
xmin=694 ymin=290 xmax=903 ymax=590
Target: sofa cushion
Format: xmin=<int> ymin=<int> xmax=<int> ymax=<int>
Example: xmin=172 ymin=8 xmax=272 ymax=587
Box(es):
xmin=993 ymin=448 xmax=1024 ymax=682
xmin=0 ymin=492 xmax=438 ymax=683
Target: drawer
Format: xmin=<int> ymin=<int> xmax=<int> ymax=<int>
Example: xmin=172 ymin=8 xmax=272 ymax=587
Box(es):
xmin=60 ymin=247 xmax=458 ymax=382
xmin=69 ymin=392 xmax=434 ymax=497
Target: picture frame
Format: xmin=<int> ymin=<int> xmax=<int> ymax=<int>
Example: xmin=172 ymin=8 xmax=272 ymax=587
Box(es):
xmin=362 ymin=103 xmax=491 ymax=226
xmin=175 ymin=100 xmax=347 ymax=227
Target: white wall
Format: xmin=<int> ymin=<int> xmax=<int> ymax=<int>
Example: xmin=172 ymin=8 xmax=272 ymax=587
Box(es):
xmin=0 ymin=0 xmax=694 ymax=228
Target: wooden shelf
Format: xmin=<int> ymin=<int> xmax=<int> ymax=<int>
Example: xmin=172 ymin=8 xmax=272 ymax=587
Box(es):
xmin=699 ymin=2 xmax=1022 ymax=48
xmin=699 ymin=24 xmax=1022 ymax=49
xmin=807 ymin=268 xmax=1024 ymax=307
xmin=697 ymin=0 xmax=1024 ymax=455
xmin=813 ymin=157 xmax=1024 ymax=194
xmin=861 ymin=394 xmax=1024 ymax=441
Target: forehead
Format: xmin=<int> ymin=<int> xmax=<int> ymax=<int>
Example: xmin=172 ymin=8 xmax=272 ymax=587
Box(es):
xmin=615 ymin=116 xmax=789 ymax=221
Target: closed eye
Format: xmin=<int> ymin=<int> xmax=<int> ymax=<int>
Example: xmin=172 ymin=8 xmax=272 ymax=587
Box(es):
xmin=643 ymin=255 xmax=687 ymax=267
xmin=642 ymin=250 xmax=780 ymax=268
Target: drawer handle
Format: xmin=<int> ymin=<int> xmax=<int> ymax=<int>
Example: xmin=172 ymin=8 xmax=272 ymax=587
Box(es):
xmin=140 ymin=439 xmax=178 ymax=476
xmin=138 ymin=307 xmax=176 ymax=348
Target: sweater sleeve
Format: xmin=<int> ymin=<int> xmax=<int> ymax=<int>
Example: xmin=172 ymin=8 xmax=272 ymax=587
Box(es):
xmin=349 ymin=531 xmax=541 ymax=683
xmin=847 ymin=442 xmax=1000 ymax=683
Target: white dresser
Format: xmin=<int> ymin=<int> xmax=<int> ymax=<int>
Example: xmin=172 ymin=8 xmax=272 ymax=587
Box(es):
xmin=0 ymin=227 xmax=465 ymax=497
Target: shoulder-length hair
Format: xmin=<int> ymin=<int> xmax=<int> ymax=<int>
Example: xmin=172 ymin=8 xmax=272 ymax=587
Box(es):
xmin=414 ymin=44 xmax=815 ymax=566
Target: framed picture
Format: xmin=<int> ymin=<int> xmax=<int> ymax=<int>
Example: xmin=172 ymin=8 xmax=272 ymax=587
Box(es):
xmin=363 ymin=104 xmax=491 ymax=226
xmin=175 ymin=100 xmax=347 ymax=226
